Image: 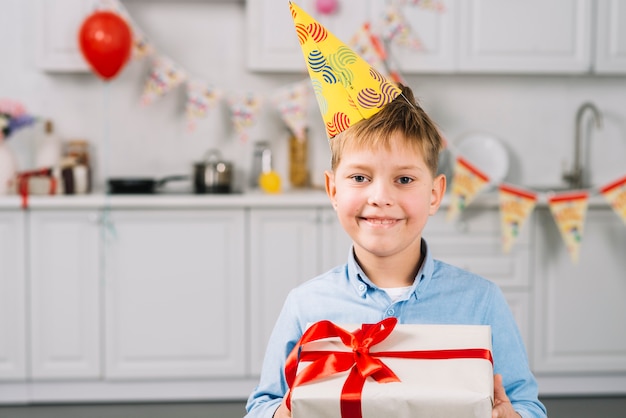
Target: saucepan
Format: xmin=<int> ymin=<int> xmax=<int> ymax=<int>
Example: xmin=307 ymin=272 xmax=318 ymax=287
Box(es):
xmin=107 ymin=175 xmax=189 ymax=194
xmin=193 ymin=149 xmax=233 ymax=194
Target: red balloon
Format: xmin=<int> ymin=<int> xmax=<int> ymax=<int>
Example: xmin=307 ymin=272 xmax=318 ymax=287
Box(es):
xmin=78 ymin=11 xmax=132 ymax=81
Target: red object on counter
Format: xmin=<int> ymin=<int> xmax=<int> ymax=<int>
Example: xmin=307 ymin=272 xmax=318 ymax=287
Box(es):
xmin=16 ymin=168 xmax=57 ymax=209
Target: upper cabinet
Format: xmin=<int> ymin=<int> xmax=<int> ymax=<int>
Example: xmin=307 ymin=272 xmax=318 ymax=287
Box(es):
xmin=247 ymin=0 xmax=372 ymax=72
xmin=594 ymin=0 xmax=626 ymax=73
xmin=36 ymin=0 xmax=97 ymax=72
xmin=457 ymin=0 xmax=591 ymax=73
xmin=246 ymin=0 xmax=626 ymax=75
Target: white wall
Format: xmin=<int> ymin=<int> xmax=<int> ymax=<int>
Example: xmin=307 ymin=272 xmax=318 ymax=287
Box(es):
xmin=2 ymin=0 xmax=625 ymax=193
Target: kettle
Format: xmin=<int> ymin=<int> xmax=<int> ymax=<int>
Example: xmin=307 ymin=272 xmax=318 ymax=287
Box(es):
xmin=193 ymin=149 xmax=233 ymax=194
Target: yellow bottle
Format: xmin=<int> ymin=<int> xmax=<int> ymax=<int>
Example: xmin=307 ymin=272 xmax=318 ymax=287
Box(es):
xmin=258 ymin=148 xmax=281 ymax=194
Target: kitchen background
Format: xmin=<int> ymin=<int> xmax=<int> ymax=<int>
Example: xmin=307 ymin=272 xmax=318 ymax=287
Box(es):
xmin=1 ymin=0 xmax=626 ymax=417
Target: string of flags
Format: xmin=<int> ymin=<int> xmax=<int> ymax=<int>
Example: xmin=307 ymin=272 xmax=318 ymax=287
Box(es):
xmin=85 ymin=0 xmax=626 ymax=263
xmin=93 ymin=0 xmax=436 ymax=141
xmin=445 ymin=143 xmax=626 ymax=264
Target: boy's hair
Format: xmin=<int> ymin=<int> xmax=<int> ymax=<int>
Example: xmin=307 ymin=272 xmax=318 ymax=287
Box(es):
xmin=329 ymin=85 xmax=444 ymax=177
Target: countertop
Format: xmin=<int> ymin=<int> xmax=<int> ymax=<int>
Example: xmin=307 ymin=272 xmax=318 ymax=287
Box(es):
xmin=0 ymin=188 xmax=610 ymax=210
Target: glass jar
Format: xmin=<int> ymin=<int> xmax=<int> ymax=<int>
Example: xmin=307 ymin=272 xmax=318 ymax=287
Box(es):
xmin=288 ymin=131 xmax=309 ymax=188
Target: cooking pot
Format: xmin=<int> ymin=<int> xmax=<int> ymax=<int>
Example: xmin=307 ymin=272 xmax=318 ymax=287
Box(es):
xmin=193 ymin=149 xmax=233 ymax=194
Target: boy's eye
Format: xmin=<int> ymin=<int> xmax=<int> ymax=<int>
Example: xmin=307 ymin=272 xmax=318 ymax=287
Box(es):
xmin=351 ymin=175 xmax=368 ymax=183
xmin=397 ymin=176 xmax=413 ymax=184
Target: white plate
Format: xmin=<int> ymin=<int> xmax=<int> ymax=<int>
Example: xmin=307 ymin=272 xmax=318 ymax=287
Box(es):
xmin=455 ymin=133 xmax=509 ymax=185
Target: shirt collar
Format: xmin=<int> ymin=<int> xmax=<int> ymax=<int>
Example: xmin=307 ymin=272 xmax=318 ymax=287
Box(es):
xmin=347 ymin=239 xmax=435 ymax=299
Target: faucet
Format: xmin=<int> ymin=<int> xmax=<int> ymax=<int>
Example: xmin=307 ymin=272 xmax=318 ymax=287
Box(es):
xmin=562 ymin=102 xmax=603 ymax=189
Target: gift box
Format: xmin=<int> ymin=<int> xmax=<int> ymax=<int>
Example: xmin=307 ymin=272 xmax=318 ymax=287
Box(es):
xmin=286 ymin=318 xmax=493 ymax=418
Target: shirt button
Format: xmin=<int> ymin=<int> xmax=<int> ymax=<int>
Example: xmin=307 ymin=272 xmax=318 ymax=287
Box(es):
xmin=358 ymin=284 xmax=366 ymax=291
xmin=387 ymin=309 xmax=395 ymax=316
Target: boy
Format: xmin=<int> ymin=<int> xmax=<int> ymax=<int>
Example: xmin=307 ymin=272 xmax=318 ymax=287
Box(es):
xmin=245 ymin=85 xmax=546 ymax=418
xmin=246 ymin=3 xmax=547 ymax=417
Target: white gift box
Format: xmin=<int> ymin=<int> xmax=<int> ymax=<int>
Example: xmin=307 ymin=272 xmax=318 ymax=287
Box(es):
xmin=290 ymin=322 xmax=494 ymax=418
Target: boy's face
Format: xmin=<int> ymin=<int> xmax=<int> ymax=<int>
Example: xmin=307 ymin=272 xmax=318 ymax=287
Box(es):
xmin=325 ymin=133 xmax=446 ymax=262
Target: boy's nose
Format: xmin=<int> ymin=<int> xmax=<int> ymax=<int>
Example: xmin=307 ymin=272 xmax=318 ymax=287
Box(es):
xmin=367 ymin=181 xmax=394 ymax=206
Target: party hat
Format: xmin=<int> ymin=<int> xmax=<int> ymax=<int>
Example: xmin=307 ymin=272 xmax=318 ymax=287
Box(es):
xmin=289 ymin=1 xmax=402 ymax=138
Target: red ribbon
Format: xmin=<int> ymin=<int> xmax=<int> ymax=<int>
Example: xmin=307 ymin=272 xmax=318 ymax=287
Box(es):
xmin=284 ymin=318 xmax=493 ymax=418
xmin=16 ymin=168 xmax=56 ymax=209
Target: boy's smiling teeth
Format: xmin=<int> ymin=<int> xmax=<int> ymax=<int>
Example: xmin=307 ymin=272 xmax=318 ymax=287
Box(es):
xmin=364 ymin=217 xmax=396 ymax=225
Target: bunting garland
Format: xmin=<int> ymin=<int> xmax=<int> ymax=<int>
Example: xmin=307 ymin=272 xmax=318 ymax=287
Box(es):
xmin=90 ymin=0 xmax=424 ymax=140
xmin=83 ymin=0 xmax=626 ymax=261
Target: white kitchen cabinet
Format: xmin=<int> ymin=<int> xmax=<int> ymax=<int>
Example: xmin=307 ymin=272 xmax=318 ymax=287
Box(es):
xmin=532 ymin=208 xmax=626 ymax=373
xmin=247 ymin=0 xmax=373 ymax=71
xmin=457 ymin=0 xmax=591 ymax=73
xmin=104 ymin=209 xmax=246 ymax=379
xmin=29 ymin=210 xmax=101 ymax=379
xmin=424 ymin=207 xmax=532 ymax=346
xmin=369 ymin=0 xmax=458 ymax=73
xmin=248 ymin=206 xmax=351 ymax=374
xmin=248 ymin=207 xmax=321 ymax=374
xmin=0 ymin=211 xmax=27 ymax=381
xmin=36 ymin=0 xmax=98 ymax=71
xmin=319 ymin=207 xmax=353 ymax=271
xmin=594 ymin=0 xmax=626 ymax=73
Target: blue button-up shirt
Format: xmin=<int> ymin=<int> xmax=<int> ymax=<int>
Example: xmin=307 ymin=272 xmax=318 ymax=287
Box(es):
xmin=245 ymin=240 xmax=547 ymax=418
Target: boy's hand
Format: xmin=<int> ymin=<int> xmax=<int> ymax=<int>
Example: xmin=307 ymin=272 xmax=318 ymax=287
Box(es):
xmin=273 ymin=399 xmax=292 ymax=418
xmin=492 ymin=374 xmax=522 ymax=418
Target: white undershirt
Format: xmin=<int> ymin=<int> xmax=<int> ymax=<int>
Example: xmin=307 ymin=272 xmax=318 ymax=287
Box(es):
xmin=382 ymin=286 xmax=412 ymax=302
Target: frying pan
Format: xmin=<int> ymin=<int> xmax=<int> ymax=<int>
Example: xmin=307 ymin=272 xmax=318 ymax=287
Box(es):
xmin=107 ymin=175 xmax=189 ymax=194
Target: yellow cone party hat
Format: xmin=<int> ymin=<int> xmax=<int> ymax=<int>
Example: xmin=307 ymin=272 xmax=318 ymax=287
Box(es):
xmin=289 ymin=1 xmax=402 ymax=138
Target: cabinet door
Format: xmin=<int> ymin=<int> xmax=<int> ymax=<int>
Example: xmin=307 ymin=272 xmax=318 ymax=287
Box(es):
xmin=458 ymin=0 xmax=591 ymax=73
xmin=424 ymin=208 xmax=531 ymax=289
xmin=247 ymin=0 xmax=372 ymax=71
xmin=595 ymin=0 xmax=626 ymax=73
xmin=369 ymin=0 xmax=457 ymax=73
xmin=0 ymin=211 xmax=27 ymax=381
xmin=104 ymin=210 xmax=245 ymax=379
xmin=249 ymin=208 xmax=320 ymax=374
xmin=29 ymin=210 xmax=101 ymax=379
xmin=319 ymin=207 xmax=352 ymax=272
xmin=533 ymin=208 xmax=626 ymax=373
xmin=36 ymin=0 xmax=97 ymax=71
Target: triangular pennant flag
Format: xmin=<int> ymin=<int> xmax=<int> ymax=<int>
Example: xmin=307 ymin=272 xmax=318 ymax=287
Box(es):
xmin=548 ymin=191 xmax=589 ymax=264
xmin=498 ymin=184 xmax=537 ymax=253
xmin=140 ymin=55 xmax=187 ymax=106
xmin=447 ymin=156 xmax=490 ymax=222
xmin=289 ymin=1 xmax=401 ymax=138
xmin=379 ymin=4 xmax=423 ymax=51
xmin=349 ymin=23 xmax=389 ymax=74
xmin=228 ymin=92 xmax=263 ymax=142
xmin=600 ymin=175 xmax=626 ymax=226
xmin=273 ymin=80 xmax=310 ymax=141
xmin=185 ymin=80 xmax=223 ymax=132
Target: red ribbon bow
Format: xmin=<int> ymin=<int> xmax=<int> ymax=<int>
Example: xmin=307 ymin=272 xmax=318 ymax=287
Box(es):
xmin=284 ymin=318 xmax=493 ymax=418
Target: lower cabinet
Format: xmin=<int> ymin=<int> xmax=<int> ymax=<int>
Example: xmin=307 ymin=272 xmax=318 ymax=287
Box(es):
xmin=104 ymin=209 xmax=246 ymax=379
xmin=532 ymin=207 xmax=626 ymax=373
xmin=248 ymin=207 xmax=352 ymax=375
xmin=3 ymin=200 xmax=625 ymax=401
xmin=29 ymin=210 xmax=101 ymax=379
xmin=424 ymin=207 xmax=532 ymax=347
xmin=0 ymin=211 xmax=27 ymax=381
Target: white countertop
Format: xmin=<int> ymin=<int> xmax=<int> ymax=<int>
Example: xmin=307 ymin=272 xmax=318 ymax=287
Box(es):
xmin=0 ymin=189 xmax=609 ymax=210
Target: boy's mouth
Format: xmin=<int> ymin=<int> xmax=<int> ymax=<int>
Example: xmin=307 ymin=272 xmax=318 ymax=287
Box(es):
xmin=360 ymin=217 xmax=398 ymax=226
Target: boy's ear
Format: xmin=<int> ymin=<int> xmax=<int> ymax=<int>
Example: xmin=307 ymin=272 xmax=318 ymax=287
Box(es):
xmin=429 ymin=174 xmax=446 ymax=215
xmin=325 ymin=170 xmax=337 ymax=207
